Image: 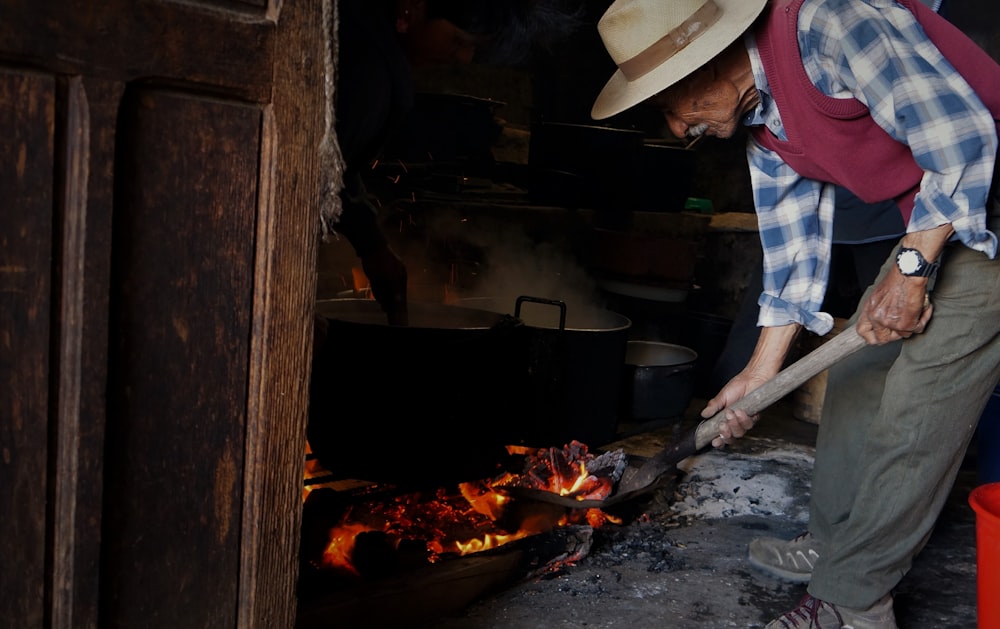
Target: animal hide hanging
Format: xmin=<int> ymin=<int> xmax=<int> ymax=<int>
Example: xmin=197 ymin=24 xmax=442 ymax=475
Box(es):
xmin=318 ymin=0 xmax=345 ymax=242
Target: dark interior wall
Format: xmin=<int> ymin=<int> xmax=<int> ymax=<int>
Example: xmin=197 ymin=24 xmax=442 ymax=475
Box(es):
xmin=412 ymin=1 xmax=618 ymax=129
xmin=409 ymin=0 xmax=755 ymax=213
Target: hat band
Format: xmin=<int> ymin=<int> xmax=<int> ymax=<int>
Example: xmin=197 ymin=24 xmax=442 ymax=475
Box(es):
xmin=618 ymin=0 xmax=723 ymax=81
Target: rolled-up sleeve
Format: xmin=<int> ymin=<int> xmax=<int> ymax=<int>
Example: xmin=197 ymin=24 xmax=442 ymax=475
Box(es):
xmin=748 ymin=139 xmax=836 ymax=336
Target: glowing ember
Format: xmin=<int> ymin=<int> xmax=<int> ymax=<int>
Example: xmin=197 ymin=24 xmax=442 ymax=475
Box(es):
xmin=302 ymin=441 xmax=326 ymax=502
xmin=512 ymin=440 xmax=625 ymax=502
xmin=319 ymin=522 xmax=372 ymax=576
xmin=308 ymin=440 xmax=624 ymax=577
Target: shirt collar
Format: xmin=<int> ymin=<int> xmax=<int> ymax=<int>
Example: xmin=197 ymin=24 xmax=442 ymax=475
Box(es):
xmin=742 ymin=31 xmax=772 ymax=127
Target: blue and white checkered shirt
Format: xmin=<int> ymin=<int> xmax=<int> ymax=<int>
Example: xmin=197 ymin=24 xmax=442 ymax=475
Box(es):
xmin=743 ymin=0 xmax=998 ymax=335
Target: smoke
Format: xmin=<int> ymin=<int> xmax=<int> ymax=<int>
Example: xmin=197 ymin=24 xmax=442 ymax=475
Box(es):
xmin=438 ymin=215 xmax=613 ymax=328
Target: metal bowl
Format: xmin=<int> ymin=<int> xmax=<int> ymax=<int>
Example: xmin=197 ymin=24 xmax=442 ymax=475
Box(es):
xmin=621 ymin=341 xmax=698 ymax=421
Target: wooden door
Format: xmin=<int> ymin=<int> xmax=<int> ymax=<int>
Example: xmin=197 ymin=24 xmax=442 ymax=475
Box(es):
xmin=0 ymin=1 xmax=326 ymax=627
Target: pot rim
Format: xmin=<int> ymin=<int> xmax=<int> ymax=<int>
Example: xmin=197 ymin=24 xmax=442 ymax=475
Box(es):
xmin=315 ymin=298 xmax=517 ymax=330
xmin=625 ymin=340 xmax=698 ymax=367
xmin=457 ymin=296 xmax=633 ymax=333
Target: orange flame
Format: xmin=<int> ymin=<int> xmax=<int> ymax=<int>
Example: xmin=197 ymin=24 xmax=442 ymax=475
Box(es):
xmin=309 ymin=442 xmax=622 ymax=576
xmin=350 ymin=267 xmax=374 ymax=299
xmin=320 ymin=522 xmax=374 ymax=575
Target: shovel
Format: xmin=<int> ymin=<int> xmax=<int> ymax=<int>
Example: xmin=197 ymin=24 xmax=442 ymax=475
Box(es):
xmin=508 ymin=325 xmax=868 ymax=509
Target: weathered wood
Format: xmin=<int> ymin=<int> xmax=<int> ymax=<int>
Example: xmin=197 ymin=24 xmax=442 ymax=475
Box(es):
xmin=0 ymin=0 xmax=325 ymax=627
xmin=240 ymin=0 xmax=325 ymax=625
xmin=54 ymin=75 xmax=125 ymax=629
xmin=100 ymin=88 xmax=260 ymax=629
xmin=0 ymin=67 xmax=56 ymax=629
xmin=50 ymin=75 xmax=90 ymax=629
xmin=0 ymin=0 xmax=275 ymax=102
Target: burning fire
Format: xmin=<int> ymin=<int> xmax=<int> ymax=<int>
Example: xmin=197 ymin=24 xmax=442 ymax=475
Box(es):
xmin=350 ymin=267 xmax=373 ymax=299
xmin=305 ymin=441 xmax=623 ymax=577
xmin=508 ymin=441 xmax=620 ymax=502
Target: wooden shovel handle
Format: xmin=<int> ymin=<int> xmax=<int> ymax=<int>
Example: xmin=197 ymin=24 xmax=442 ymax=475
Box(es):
xmin=616 ymin=324 xmax=869 ymax=496
xmin=693 ymin=324 xmax=867 ymax=450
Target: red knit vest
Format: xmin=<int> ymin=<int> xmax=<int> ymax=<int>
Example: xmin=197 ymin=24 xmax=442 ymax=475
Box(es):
xmin=751 ymin=0 xmax=1000 ymax=224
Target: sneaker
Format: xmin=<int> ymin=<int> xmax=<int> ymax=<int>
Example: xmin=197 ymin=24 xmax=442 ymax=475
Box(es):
xmin=764 ymin=594 xmax=897 ymax=628
xmin=748 ymin=531 xmax=822 ymax=583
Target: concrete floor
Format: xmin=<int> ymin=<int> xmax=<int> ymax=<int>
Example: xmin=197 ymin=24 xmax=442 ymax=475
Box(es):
xmin=421 ymin=398 xmax=983 ymax=629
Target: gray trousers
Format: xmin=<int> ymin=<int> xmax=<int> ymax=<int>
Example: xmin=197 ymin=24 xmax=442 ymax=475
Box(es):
xmin=808 ymin=210 xmax=1000 ymax=609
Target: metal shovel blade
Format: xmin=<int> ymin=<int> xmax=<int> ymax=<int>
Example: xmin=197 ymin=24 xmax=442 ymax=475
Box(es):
xmin=513 ymin=325 xmax=868 ymax=509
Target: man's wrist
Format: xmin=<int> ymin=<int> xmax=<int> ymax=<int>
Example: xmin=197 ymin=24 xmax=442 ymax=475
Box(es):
xmin=899 ymin=224 xmax=953 ymax=262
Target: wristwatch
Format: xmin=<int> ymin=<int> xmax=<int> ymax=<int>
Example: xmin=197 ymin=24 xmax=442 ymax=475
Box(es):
xmin=896 ymin=247 xmax=939 ymax=277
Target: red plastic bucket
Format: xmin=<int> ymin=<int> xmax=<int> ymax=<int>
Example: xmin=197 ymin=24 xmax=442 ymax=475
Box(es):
xmin=969 ymin=482 xmax=1000 ymax=628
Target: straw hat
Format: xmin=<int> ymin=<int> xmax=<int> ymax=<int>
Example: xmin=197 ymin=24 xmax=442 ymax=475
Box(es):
xmin=591 ymin=0 xmax=768 ymax=120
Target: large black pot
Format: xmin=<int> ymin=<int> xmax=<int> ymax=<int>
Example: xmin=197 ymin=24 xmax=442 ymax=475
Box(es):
xmin=309 ymin=298 xmax=631 ymax=486
xmin=308 ymin=300 xmax=533 ymax=486
xmin=471 ymin=296 xmax=632 ymax=448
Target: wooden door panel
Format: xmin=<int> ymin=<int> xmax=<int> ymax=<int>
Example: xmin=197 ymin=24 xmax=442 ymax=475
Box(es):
xmin=0 ymin=67 xmax=56 ymax=629
xmin=101 ymin=88 xmax=261 ymax=628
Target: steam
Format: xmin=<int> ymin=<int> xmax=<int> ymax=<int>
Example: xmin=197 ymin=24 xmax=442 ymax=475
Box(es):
xmin=424 ymin=214 xmax=611 ymax=328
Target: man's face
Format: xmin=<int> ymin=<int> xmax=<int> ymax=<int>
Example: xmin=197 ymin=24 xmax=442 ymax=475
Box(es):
xmin=644 ymin=63 xmax=746 ymax=142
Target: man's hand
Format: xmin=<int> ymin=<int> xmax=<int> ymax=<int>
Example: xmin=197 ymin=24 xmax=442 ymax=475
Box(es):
xmin=362 ymin=244 xmax=408 ymax=326
xmin=702 ymin=372 xmax=766 ymax=448
xmin=855 ymin=273 xmax=933 ymax=344
xmin=702 ymin=324 xmax=801 ymax=448
xmin=856 ymin=224 xmax=951 ymax=345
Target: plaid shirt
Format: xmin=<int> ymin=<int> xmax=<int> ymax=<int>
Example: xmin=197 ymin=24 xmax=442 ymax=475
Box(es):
xmin=743 ymin=0 xmax=998 ymax=335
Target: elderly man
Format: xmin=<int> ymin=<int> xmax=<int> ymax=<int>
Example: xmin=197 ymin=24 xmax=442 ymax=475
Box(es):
xmin=591 ymin=0 xmax=1000 ymax=627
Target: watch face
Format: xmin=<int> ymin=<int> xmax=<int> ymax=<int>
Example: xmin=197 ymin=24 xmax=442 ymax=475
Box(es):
xmin=898 ymin=250 xmax=921 ymax=274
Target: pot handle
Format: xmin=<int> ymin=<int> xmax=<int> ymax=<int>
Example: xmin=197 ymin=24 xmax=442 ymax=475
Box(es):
xmin=514 ymin=295 xmax=567 ymax=330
